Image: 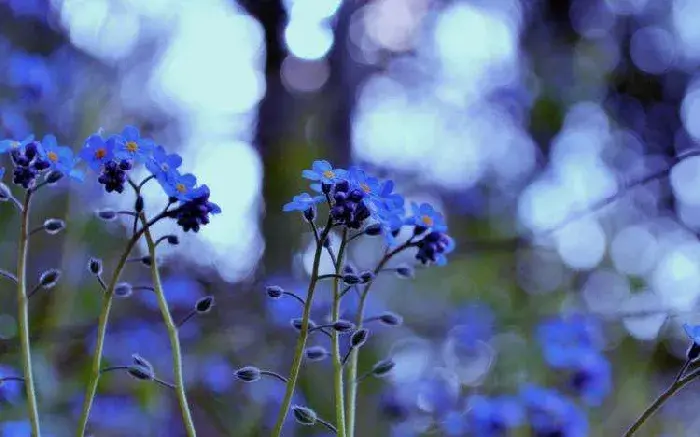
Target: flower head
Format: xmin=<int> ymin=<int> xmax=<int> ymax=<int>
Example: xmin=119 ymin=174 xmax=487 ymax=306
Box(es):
xmin=521 ymin=385 xmax=588 ymax=437
xmin=302 ymin=160 xmax=347 ymax=184
xmin=9 ymin=140 xmax=49 ymax=188
xmin=567 ymin=351 xmax=612 ymax=406
xmin=97 ymin=159 xmax=132 ymax=194
xmin=283 ymin=193 xmax=324 ymax=213
xmin=160 ymin=171 xmax=198 ymax=201
xmin=114 ymin=125 xmax=155 ymax=162
xmin=329 ymin=180 xmax=371 ymax=228
xmin=79 ymin=134 xmax=116 ymax=171
xmin=146 ymin=145 xmax=183 ymax=183
xmin=40 ymin=134 xmax=83 ymax=181
xmin=407 ymin=202 xmax=447 ymax=232
xmin=0 ymin=135 xmax=33 ymax=154
xmin=348 ymin=166 xmax=381 ymax=199
xmin=537 ymin=315 xmax=603 ymax=367
xmin=415 ymin=230 xmax=455 ymax=266
xmin=168 ymin=185 xmax=221 ymax=232
xmin=467 ymin=395 xmax=524 ymax=437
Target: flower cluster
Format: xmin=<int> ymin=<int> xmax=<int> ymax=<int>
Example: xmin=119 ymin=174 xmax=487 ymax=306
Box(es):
xmin=537 ymin=315 xmax=612 ymax=406
xmin=0 ymin=126 xmax=220 ymax=232
xmin=284 ymin=160 xmax=455 ymax=265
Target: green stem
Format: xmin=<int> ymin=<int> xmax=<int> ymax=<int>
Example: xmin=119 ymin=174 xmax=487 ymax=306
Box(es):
xmin=17 ymin=191 xmax=41 ymax=437
xmin=271 ymin=223 xmax=331 ymax=437
xmin=345 ymin=241 xmax=411 ymax=436
xmin=331 ymin=229 xmax=349 ymax=437
xmin=624 ymin=368 xmax=700 ymax=437
xmin=141 ymin=217 xmax=197 ymax=437
xmin=76 ymin=216 xmax=163 ymax=436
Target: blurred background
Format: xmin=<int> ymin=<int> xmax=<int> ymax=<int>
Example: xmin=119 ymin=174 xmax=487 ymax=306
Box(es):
xmin=2 ymin=0 xmax=700 ymax=435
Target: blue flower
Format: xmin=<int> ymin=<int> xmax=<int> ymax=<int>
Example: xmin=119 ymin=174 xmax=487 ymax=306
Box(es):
xmin=167 ymin=185 xmax=221 ymax=232
xmin=537 ymin=315 xmax=603 ymax=367
xmin=0 ymin=365 xmax=23 ymax=404
xmin=114 ymin=125 xmax=155 ymax=162
xmin=0 ymin=168 xmax=4 ymax=180
xmin=40 ymin=134 xmax=83 ymax=181
xmin=415 ymin=231 xmax=455 ymax=266
xmin=160 ymin=171 xmax=198 ymax=201
xmin=146 ymin=145 xmax=182 ymax=183
xmin=684 ymin=323 xmax=700 ymax=344
xmin=568 ymin=351 xmax=612 ymax=406
xmin=283 ymin=192 xmax=325 ymax=212
xmin=79 ymin=134 xmax=116 ymax=171
xmin=0 ymin=135 xmax=33 ymax=154
xmin=407 ymin=202 xmax=447 ymax=232
xmin=348 ymin=166 xmax=382 ymax=198
xmin=302 ymin=160 xmax=347 ymax=184
xmin=377 ymin=179 xmax=405 ymax=212
xmin=521 ymin=385 xmax=588 ymax=437
xmin=467 ymin=395 xmax=524 ymax=436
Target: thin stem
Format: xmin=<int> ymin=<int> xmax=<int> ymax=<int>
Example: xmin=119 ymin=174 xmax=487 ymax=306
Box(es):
xmin=17 ymin=190 xmax=41 ymax=437
xmin=317 ymin=416 xmax=338 ymax=434
xmin=176 ymin=310 xmax=197 ymax=328
xmin=331 ymin=228 xmax=348 ymax=437
xmin=27 ymin=283 xmax=42 ymax=299
xmin=1 ymin=269 xmax=18 ymax=283
xmin=141 ymin=215 xmax=197 ymax=437
xmin=76 ymin=214 xmax=165 ymax=436
xmin=260 ymin=370 xmax=289 ymax=384
xmin=345 ymin=240 xmax=412 ymax=436
xmin=341 ymin=347 xmax=353 ymax=366
xmin=0 ymin=376 xmax=26 ymax=384
xmin=673 ymin=359 xmax=691 ymax=384
xmin=624 ymin=368 xmax=700 ymax=437
xmin=271 ymin=222 xmax=331 ymax=437
xmin=100 ymin=366 xmax=176 ymax=390
xmin=283 ymin=291 xmax=306 ymax=306
xmin=29 ymin=226 xmax=45 ymax=236
xmin=318 ymin=274 xmax=343 ymax=281
xmin=10 ymin=195 xmax=24 ymax=212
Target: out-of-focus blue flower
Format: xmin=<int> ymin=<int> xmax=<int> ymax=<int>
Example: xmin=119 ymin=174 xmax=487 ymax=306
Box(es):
xmin=407 ymin=202 xmax=447 ymax=232
xmin=0 ymin=365 xmax=23 ymax=404
xmin=146 ymin=145 xmax=182 ymax=183
xmin=0 ymin=168 xmax=4 ymax=179
xmin=199 ymin=356 xmax=233 ymax=394
xmin=167 ymin=185 xmax=221 ymax=232
xmin=415 ymin=369 xmax=460 ymax=416
xmin=7 ymin=52 xmax=54 ymax=103
xmin=537 ymin=315 xmax=603 ymax=367
xmin=441 ymin=410 xmax=468 ymax=436
xmin=467 ymin=395 xmax=523 ymax=436
xmin=302 ymin=159 xmax=347 ymax=184
xmin=521 ymin=385 xmax=588 ymax=437
xmin=567 ymin=350 xmax=612 ymax=406
xmin=449 ymin=303 xmax=495 ymax=351
xmin=40 ymin=134 xmax=83 ymax=181
xmin=79 ymin=134 xmax=116 ymax=171
xmin=0 ymin=105 xmax=31 ymax=139
xmin=283 ymin=192 xmax=324 ymax=212
xmin=114 ymin=125 xmax=155 ymax=163
xmin=140 ymin=274 xmax=204 ymax=310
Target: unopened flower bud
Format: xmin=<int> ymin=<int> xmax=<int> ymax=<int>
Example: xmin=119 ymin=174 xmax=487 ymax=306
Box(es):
xmin=332 ymin=320 xmax=355 ymax=333
xmin=127 ymin=364 xmax=154 ymax=381
xmin=305 ymin=346 xmax=329 ymax=361
xmin=114 ymin=282 xmax=133 ymax=298
xmin=234 ymin=366 xmax=261 ymax=382
xmin=350 ymin=328 xmax=370 ymax=348
xmin=266 ymin=285 xmax=284 ymax=299
xmin=292 ymin=405 xmax=318 ymax=426
xmin=88 ymin=257 xmax=103 ymax=275
xmin=39 ymin=269 xmax=61 ymax=289
xmin=43 ymin=218 xmax=66 ymax=235
xmin=378 ymin=311 xmax=403 ymax=326
xmin=371 ymin=358 xmax=395 ymax=378
xmin=195 ymin=296 xmax=214 ymax=313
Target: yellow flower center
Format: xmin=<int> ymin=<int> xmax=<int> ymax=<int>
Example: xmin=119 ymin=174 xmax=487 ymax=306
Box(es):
xmin=176 ymin=183 xmax=187 ymax=193
xmin=10 ymin=141 xmax=19 ymax=148
xmin=126 ymin=141 xmax=138 ymax=152
xmin=421 ymin=215 xmax=433 ymax=226
xmin=95 ymin=148 xmax=106 ymax=159
xmin=361 ymin=183 xmax=371 ymax=193
xmin=47 ymin=151 xmax=59 ymax=162
xmin=323 ymin=170 xmax=335 ymax=179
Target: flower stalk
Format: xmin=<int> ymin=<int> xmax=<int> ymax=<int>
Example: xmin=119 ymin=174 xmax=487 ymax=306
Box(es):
xmin=331 ymin=228 xmax=349 ymax=437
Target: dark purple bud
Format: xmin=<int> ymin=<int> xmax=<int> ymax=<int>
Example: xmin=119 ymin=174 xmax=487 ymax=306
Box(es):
xmin=364 ymin=224 xmax=382 ymax=236
xmin=292 ymin=405 xmax=317 ymax=426
xmin=332 ymin=320 xmax=355 ymax=333
xmin=88 ymin=257 xmax=103 ymax=275
xmin=43 ymin=218 xmax=66 ymax=235
xmin=134 ymin=196 xmax=144 ymax=213
xmin=342 ymin=264 xmax=356 ymax=275
xmin=114 ymin=282 xmax=133 ymax=298
xmin=343 ymin=274 xmax=361 ymax=285
xmin=391 ymin=228 xmax=401 ymax=238
xmin=378 ymin=311 xmax=403 ymax=326
xmin=131 ymin=353 xmax=154 ymax=373
xmin=321 ymin=183 xmax=332 ymax=194
xmin=305 ymin=346 xmax=329 ymax=361
xmin=303 ymin=206 xmax=316 ymax=222
xmin=266 ymin=285 xmax=284 ymax=299
xmin=45 ymin=170 xmax=63 ymax=185
xmin=413 ymin=225 xmax=428 ymax=236
xmin=351 ymin=328 xmax=370 ymax=348
xmin=195 ymin=296 xmax=214 ymax=313
xmin=234 ymin=366 xmax=261 ymax=382
xmin=96 ymin=209 xmax=118 ymax=221
xmin=39 ymin=269 xmax=61 ymax=289
xmin=688 ymin=343 xmax=700 ymax=361
xmin=291 ymin=318 xmax=317 ymax=331
xmin=359 ymin=271 xmax=374 ymax=283
xmin=127 ymin=364 xmax=154 ymax=381
xmin=166 ymin=235 xmax=179 ymax=245
xmin=395 ymin=265 xmax=413 ymax=279
xmin=371 ymin=358 xmax=395 ymax=377
xmin=140 ymin=256 xmax=152 ymax=267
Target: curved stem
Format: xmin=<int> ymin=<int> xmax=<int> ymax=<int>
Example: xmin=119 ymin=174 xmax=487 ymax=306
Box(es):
xmin=141 ymin=216 xmax=197 ymax=437
xmin=345 ymin=241 xmax=411 ymax=436
xmin=331 ymin=229 xmax=349 ymax=437
xmin=16 ymin=190 xmax=41 ymax=436
xmin=76 ymin=214 xmax=164 ymax=436
xmin=624 ymin=368 xmax=700 ymax=436
xmin=271 ymin=222 xmax=331 ymax=437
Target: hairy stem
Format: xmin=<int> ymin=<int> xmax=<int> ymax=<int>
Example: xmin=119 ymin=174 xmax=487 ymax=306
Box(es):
xmin=17 ymin=191 xmax=41 ymax=437
xmin=331 ymin=229 xmax=349 ymax=437
xmin=624 ymin=368 xmax=700 ymax=436
xmin=141 ymin=216 xmax=197 ymax=437
xmin=345 ymin=241 xmax=411 ymax=436
xmin=76 ymin=216 xmax=162 ymax=436
xmin=271 ymin=223 xmax=331 ymax=437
